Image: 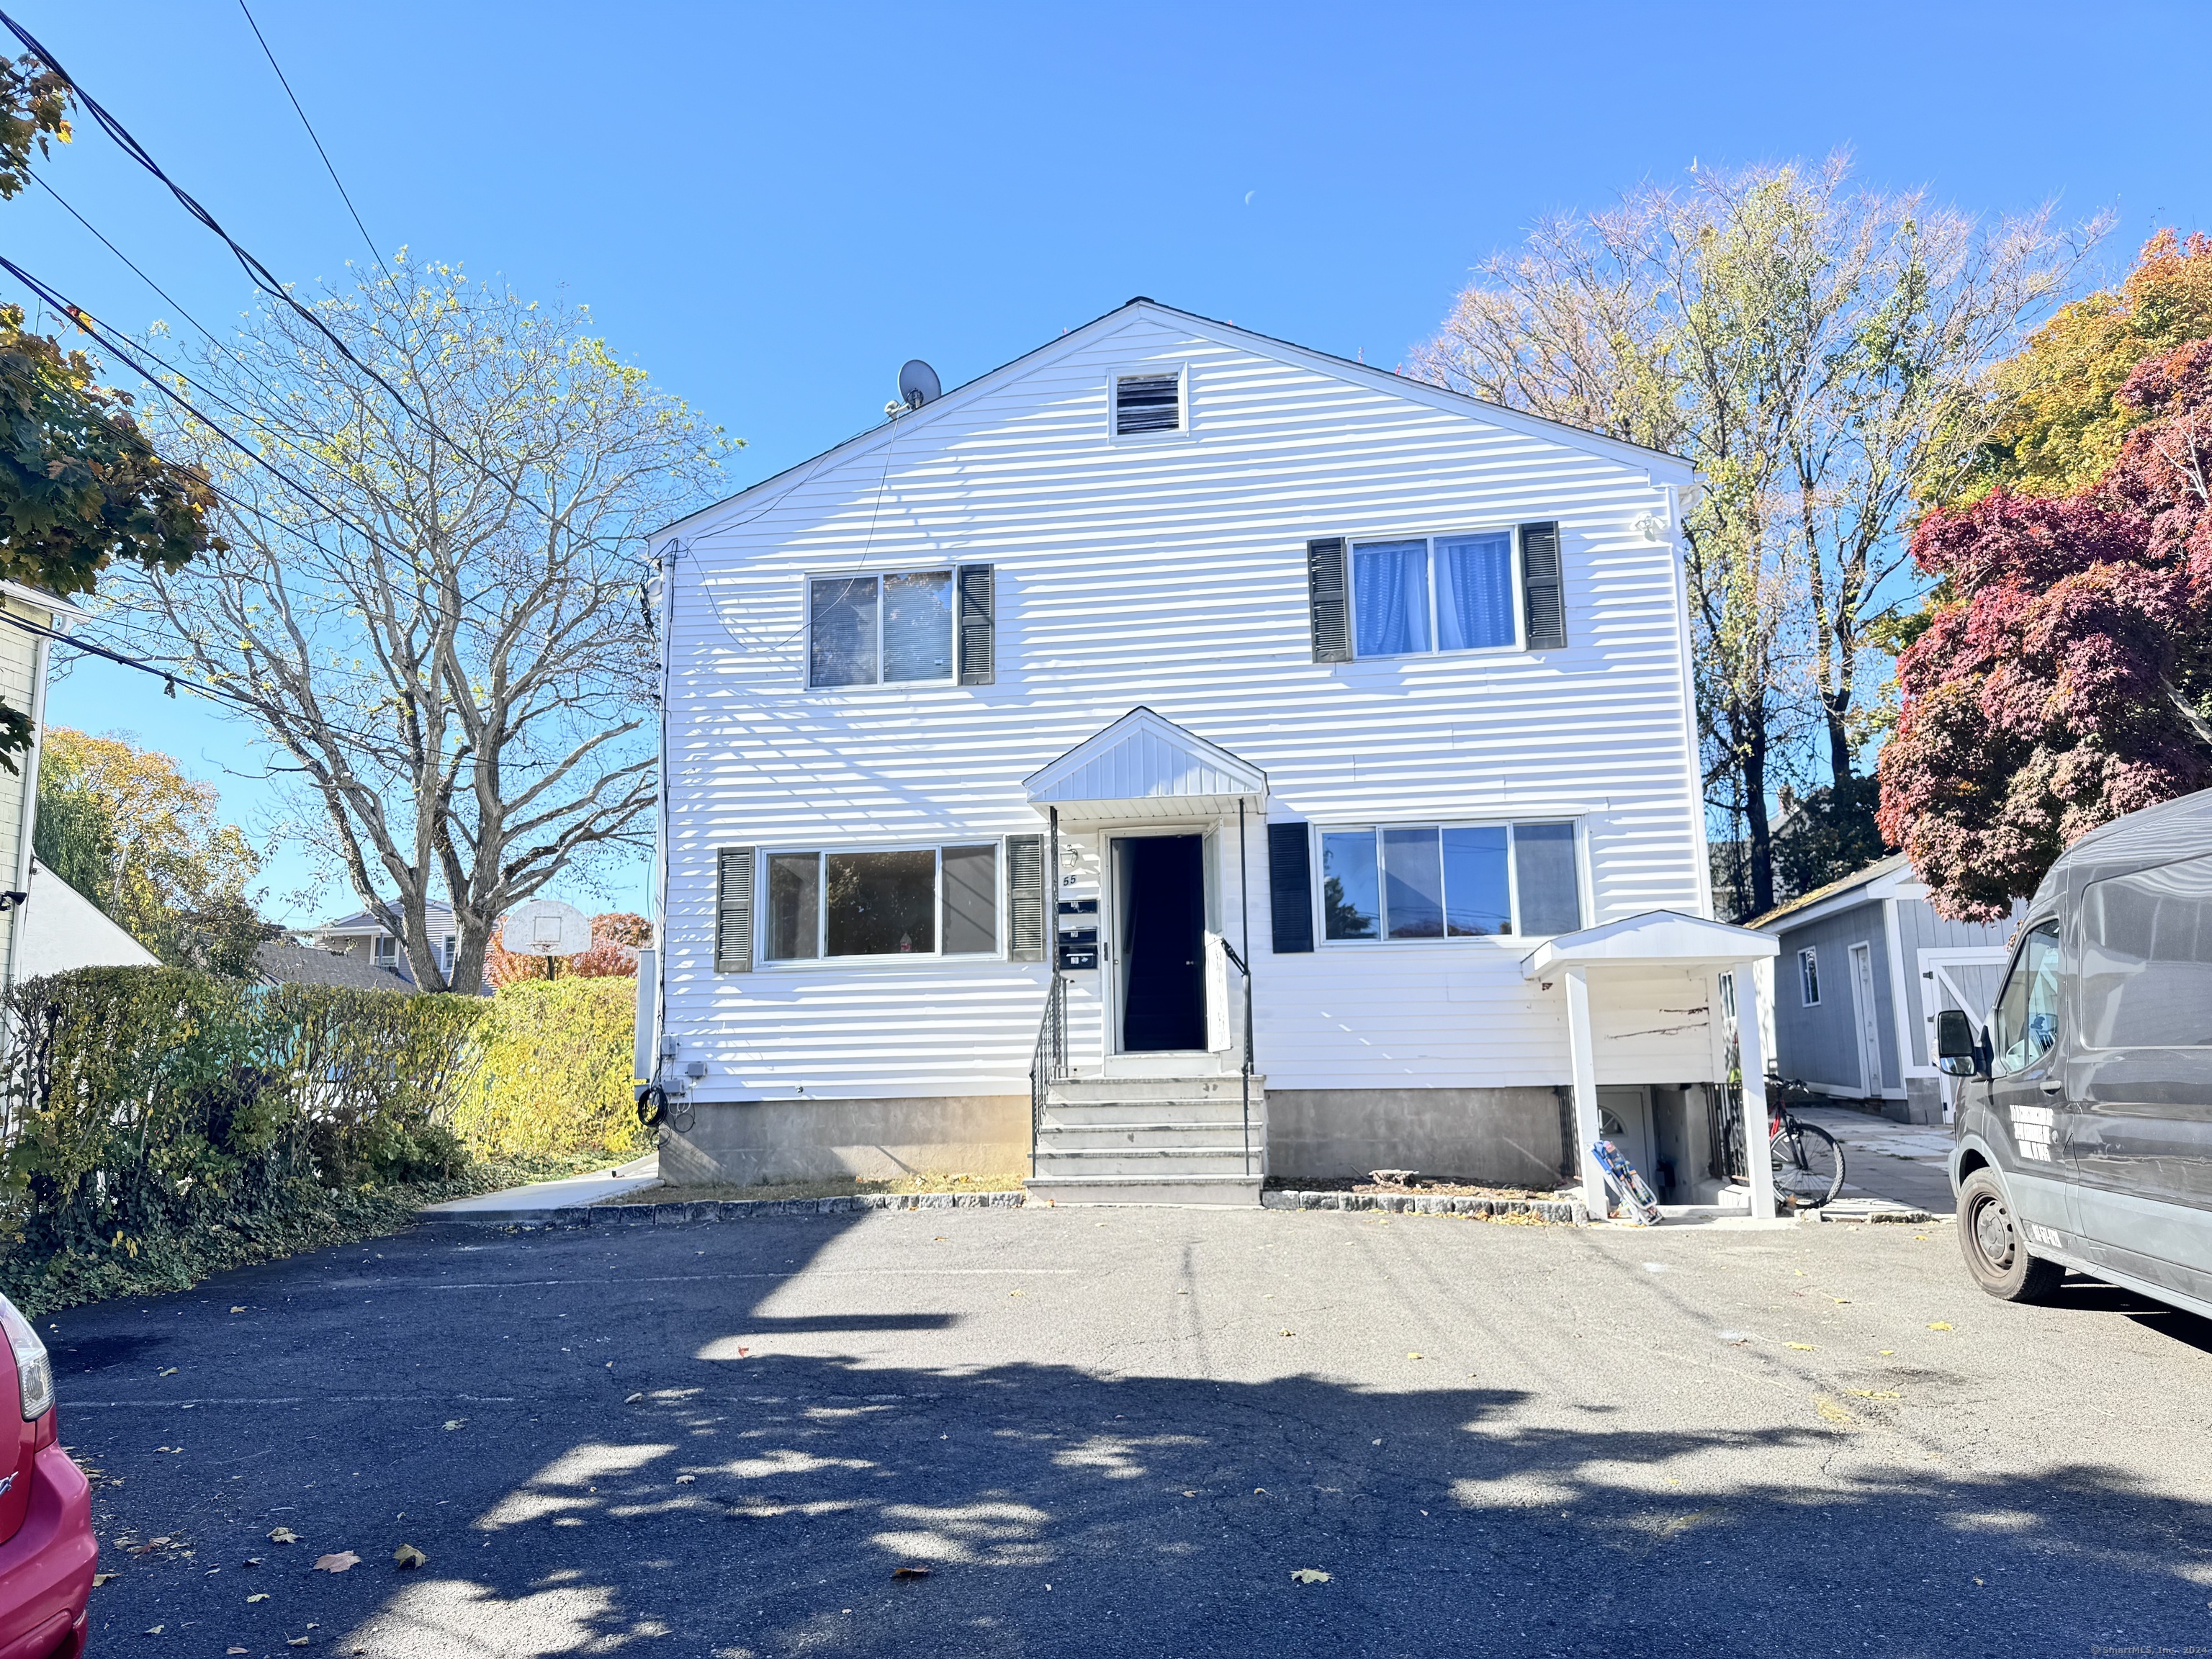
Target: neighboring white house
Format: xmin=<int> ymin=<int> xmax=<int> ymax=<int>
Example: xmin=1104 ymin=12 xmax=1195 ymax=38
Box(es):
xmin=647 ymin=299 xmax=1776 ymax=1212
xmin=0 ymin=582 xmax=99 ymax=992
xmin=308 ymin=902 xmax=459 ymax=989
xmin=1749 ymin=853 xmax=2022 ymax=1125
xmin=16 ymin=855 xmax=158 ymax=977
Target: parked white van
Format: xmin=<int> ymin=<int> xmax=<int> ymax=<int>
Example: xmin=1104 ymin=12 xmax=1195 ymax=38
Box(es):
xmin=1938 ymin=786 xmax=2212 ymax=1316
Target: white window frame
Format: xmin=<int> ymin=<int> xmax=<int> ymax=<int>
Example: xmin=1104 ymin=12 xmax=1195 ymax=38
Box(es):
xmin=1106 ymin=363 xmax=1190 ymax=444
xmin=1312 ymin=818 xmax=1581 ymax=945
xmin=1799 ymin=947 xmax=1821 ymax=1007
xmin=756 ymin=840 xmax=1004 ymax=966
xmin=372 ymin=933 xmax=398 ymax=966
xmin=803 ymin=568 xmax=958 ymax=691
xmin=1346 ymin=527 xmax=1527 ymax=661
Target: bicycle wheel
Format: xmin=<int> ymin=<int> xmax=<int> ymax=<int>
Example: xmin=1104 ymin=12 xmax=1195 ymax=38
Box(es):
xmin=1771 ymin=1121 xmax=1845 ymax=1208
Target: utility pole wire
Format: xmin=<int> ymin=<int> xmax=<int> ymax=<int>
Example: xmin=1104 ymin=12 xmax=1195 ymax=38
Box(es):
xmin=234 ymin=0 xmax=390 ymax=279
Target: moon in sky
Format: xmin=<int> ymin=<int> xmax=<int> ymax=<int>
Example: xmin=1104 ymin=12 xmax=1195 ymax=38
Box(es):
xmin=1244 ymin=190 xmax=1255 ymax=205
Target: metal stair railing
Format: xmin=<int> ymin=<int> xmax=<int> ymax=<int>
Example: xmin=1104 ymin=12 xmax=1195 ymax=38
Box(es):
xmin=1221 ymin=939 xmax=1256 ymax=1177
xmin=1028 ymin=974 xmax=1068 ymax=1178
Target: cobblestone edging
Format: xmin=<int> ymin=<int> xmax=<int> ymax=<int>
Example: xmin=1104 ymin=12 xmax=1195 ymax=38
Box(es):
xmin=451 ymin=1190 xmax=1033 ymax=1229
xmin=1259 ymin=1189 xmax=1588 ymax=1225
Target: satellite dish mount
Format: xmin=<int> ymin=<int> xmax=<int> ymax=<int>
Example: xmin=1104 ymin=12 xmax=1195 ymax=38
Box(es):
xmin=899 ymin=359 xmax=942 ymax=411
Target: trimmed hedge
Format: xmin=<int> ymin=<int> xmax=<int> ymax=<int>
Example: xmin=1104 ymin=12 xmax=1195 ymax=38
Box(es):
xmin=0 ymin=967 xmax=487 ymax=1312
xmin=454 ymin=977 xmax=647 ymax=1160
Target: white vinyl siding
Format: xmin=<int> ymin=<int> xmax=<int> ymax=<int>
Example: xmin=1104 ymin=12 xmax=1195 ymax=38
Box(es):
xmin=660 ymin=313 xmax=1704 ymax=1097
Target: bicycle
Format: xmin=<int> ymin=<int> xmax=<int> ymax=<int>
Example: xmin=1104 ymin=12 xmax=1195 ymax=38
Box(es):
xmin=1767 ymin=1087 xmax=1846 ymax=1208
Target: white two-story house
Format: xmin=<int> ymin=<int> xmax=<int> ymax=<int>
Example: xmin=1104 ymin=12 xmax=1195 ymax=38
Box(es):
xmin=647 ymin=299 xmax=1776 ymax=1213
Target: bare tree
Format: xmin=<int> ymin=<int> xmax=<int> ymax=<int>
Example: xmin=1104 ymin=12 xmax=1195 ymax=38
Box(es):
xmin=125 ymin=259 xmax=732 ymax=991
xmin=1413 ymin=156 xmax=2096 ymax=914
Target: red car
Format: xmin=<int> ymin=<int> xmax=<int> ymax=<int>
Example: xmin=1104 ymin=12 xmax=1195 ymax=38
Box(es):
xmin=0 ymin=1296 xmax=91 ymax=1658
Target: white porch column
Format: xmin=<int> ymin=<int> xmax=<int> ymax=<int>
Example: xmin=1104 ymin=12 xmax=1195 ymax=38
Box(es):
xmin=1564 ymin=966 xmax=1608 ymax=1213
xmin=1736 ymin=961 xmax=1776 ymax=1220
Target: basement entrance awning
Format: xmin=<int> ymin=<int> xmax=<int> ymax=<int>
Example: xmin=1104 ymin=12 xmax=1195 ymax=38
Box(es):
xmin=1521 ymin=911 xmax=1782 ymax=1221
xmin=1023 ymin=706 xmax=1266 ymax=824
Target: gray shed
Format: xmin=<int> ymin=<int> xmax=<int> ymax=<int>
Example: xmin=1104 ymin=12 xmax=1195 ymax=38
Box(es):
xmin=1748 ymin=855 xmax=2021 ymax=1125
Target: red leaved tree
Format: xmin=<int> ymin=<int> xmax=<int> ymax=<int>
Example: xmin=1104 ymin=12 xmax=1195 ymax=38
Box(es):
xmin=1878 ymin=329 xmax=2212 ymax=919
xmin=485 ymin=912 xmax=650 ymax=988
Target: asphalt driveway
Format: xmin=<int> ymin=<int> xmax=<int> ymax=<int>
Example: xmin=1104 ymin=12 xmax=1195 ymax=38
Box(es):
xmin=49 ymin=1202 xmax=2212 ymax=1657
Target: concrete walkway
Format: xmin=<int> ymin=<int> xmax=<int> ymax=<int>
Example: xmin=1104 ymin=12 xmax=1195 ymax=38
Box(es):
xmin=1795 ymin=1103 xmax=1957 ymax=1215
xmin=418 ymin=1151 xmax=661 ymax=1225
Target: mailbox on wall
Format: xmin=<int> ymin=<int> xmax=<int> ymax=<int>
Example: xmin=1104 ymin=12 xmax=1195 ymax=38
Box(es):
xmin=1056 ymin=898 xmax=1099 ymax=971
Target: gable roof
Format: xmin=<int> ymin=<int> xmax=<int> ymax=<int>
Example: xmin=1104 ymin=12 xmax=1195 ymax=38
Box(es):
xmin=652 ymin=297 xmax=1696 ymax=544
xmin=1025 ymin=706 xmax=1266 ymax=823
xmin=1743 ymin=854 xmax=1914 ymax=934
xmin=1521 ymin=909 xmax=1778 ymax=979
xmin=255 ymin=939 xmax=415 ymax=992
xmin=316 ymin=900 xmax=457 ymax=937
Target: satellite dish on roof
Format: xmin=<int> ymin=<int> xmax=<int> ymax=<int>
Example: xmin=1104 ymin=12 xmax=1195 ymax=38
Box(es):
xmin=899 ymin=359 xmax=942 ymax=410
xmin=500 ymin=899 xmax=593 ymax=958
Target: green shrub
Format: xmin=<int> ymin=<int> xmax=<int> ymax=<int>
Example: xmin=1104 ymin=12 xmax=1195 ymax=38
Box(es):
xmin=0 ymin=966 xmax=485 ymax=1303
xmin=454 ymin=977 xmax=645 ymax=1160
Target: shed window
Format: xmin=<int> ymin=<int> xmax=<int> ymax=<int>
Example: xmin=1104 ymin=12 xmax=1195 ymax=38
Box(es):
xmin=1350 ymin=531 xmax=1522 ymax=658
xmin=761 ymin=844 xmax=1000 ymax=961
xmin=1321 ymin=822 xmax=1579 ymax=942
xmin=809 ymin=570 xmax=955 ymax=688
xmin=1114 ymin=373 xmax=1181 ymax=435
xmin=1799 ymin=948 xmax=1820 ymax=1007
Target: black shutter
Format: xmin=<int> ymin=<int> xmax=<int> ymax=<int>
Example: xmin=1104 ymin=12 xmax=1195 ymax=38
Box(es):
xmin=1307 ymin=538 xmax=1350 ymax=663
xmin=1006 ymin=834 xmax=1045 ymax=962
xmin=1520 ymin=521 xmax=1565 ymax=649
xmin=1267 ymin=821 xmax=1315 ymax=954
xmin=714 ymin=847 xmax=755 ymax=974
xmin=957 ymin=564 xmax=995 ymax=685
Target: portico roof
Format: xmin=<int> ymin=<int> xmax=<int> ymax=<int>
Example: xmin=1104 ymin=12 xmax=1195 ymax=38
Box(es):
xmin=1520 ymin=909 xmax=1778 ymax=979
xmin=1024 ymin=707 xmax=1266 ymax=824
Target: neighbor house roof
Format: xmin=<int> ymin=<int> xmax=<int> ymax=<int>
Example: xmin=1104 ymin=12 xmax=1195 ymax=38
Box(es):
xmin=254 ymin=939 xmax=414 ymax=992
xmin=649 ymin=297 xmax=1697 ymax=544
xmin=1743 ymin=853 xmax=1914 ymax=934
xmin=315 ymin=901 xmax=457 ymax=938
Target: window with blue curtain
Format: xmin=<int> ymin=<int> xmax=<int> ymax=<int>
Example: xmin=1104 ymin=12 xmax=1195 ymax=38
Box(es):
xmin=1352 ymin=540 xmax=1431 ymax=657
xmin=1436 ymin=532 xmax=1516 ymax=652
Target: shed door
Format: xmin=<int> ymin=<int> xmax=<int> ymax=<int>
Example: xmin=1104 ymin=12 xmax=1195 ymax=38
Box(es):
xmin=1923 ymin=950 xmax=2009 ymax=1123
xmin=1849 ymin=943 xmax=1884 ymax=1097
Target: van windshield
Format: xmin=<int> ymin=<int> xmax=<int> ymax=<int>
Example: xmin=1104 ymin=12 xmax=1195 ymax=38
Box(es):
xmin=1990 ymin=920 xmax=2062 ymax=1076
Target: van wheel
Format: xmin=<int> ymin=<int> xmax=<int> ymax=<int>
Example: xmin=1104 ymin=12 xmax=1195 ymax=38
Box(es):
xmin=1957 ymin=1169 xmax=2064 ymax=1303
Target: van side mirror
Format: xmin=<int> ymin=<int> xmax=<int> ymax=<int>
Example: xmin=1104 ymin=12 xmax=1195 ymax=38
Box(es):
xmin=1935 ymin=1009 xmax=1985 ymax=1078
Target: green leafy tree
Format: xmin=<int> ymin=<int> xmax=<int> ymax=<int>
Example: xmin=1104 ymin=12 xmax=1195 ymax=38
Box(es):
xmin=34 ymin=727 xmax=274 ymax=976
xmin=0 ymin=57 xmax=220 ymax=765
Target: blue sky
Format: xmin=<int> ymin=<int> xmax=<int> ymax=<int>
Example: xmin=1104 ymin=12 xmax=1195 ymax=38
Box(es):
xmin=17 ymin=0 xmax=2211 ymax=923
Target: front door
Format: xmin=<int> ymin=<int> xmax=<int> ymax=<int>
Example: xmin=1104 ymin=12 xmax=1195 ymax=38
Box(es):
xmin=1115 ymin=835 xmax=1208 ymax=1052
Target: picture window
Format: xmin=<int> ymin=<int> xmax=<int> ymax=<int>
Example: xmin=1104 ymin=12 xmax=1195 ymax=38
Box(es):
xmin=1320 ymin=822 xmax=1580 ymax=943
xmin=762 ymin=844 xmax=1001 ymax=961
xmin=808 ymin=570 xmax=955 ymax=688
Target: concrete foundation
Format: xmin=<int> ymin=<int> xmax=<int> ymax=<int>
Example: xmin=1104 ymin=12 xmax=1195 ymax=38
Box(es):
xmin=1264 ymin=1087 xmax=1568 ymax=1188
xmin=662 ymin=1094 xmax=1030 ymax=1188
xmin=1898 ymin=1076 xmax=1947 ymax=1125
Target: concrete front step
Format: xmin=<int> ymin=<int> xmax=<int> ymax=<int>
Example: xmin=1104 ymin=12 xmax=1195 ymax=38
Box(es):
xmin=1048 ymin=1075 xmax=1266 ymax=1106
xmin=1039 ymin=1125 xmax=1261 ymax=1151
xmin=1025 ymin=1173 xmax=1264 ymax=1208
xmin=1035 ymin=1150 xmax=1256 ymax=1178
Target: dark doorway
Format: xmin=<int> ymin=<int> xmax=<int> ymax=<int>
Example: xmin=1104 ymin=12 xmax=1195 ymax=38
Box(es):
xmin=1118 ymin=835 xmax=1207 ymax=1052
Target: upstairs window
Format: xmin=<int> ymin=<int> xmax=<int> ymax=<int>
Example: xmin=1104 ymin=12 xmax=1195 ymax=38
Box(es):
xmin=1318 ymin=821 xmax=1581 ymax=942
xmin=373 ymin=934 xmax=398 ymax=966
xmin=809 ymin=570 xmax=954 ymax=688
xmin=1113 ymin=372 xmax=1182 ymax=436
xmin=1352 ymin=532 xmax=1520 ymax=657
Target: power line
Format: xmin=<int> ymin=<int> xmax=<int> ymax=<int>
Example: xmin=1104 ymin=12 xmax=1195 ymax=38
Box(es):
xmin=0 ymin=6 xmax=593 ymax=548
xmin=234 ymin=0 xmax=387 ymax=279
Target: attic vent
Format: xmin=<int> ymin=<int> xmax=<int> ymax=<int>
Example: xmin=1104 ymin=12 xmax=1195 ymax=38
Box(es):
xmin=1114 ymin=373 xmax=1181 ymax=435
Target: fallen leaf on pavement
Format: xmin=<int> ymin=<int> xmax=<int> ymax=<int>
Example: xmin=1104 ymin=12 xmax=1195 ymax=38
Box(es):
xmin=1280 ymin=1329 xmax=1295 ymax=1336
xmin=675 ymin=1475 xmax=696 ymax=1485
xmin=1928 ymin=1321 xmax=1954 ymax=1331
xmin=624 ymin=1393 xmax=644 ymax=1404
xmin=1812 ymin=1395 xmax=1856 ymax=1427
xmin=289 ymin=1640 xmax=309 ymax=1648
xmin=1847 ymin=1389 xmax=1902 ymax=1399
xmin=443 ymin=1420 xmax=465 ymax=1431
xmin=269 ymin=1528 xmax=300 ymax=1545
xmin=1406 ymin=1352 xmax=1424 ymax=1360
xmin=230 ymin=1306 xmax=246 ymax=1314
xmin=1785 ymin=1342 xmax=1816 ymax=1351
xmin=1290 ymin=1568 xmax=1331 ymax=1584
xmin=92 ymin=1573 xmax=117 ymax=1587
xmin=1008 ymin=1290 xmax=1025 ymax=1298
xmin=313 ymin=1552 xmax=359 ymax=1573
xmin=243 ymin=1557 xmax=261 ymax=1567
xmin=392 ymin=1544 xmax=428 ymax=1570
xmin=1182 ymin=1490 xmax=1196 ymax=1498
xmin=158 ymin=1367 xmax=177 ymax=1377
xmin=891 ymin=1565 xmax=930 ymax=1580
xmin=230 ymin=1649 xmax=248 ymax=1655
xmin=143 ymin=1627 xmax=163 ymax=1636
xmin=248 ymin=1593 xmax=270 ymax=1603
